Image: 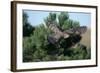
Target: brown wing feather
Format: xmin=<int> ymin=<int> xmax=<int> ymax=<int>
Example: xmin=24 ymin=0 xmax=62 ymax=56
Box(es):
xmin=64 ymin=26 xmax=87 ymax=35
xmin=49 ymin=23 xmax=70 ymax=39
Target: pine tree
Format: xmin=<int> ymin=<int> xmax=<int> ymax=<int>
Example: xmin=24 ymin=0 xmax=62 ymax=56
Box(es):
xmin=23 ymin=12 xmax=90 ymax=62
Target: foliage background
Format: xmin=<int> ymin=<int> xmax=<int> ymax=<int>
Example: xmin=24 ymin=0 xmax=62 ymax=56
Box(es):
xmin=23 ymin=12 xmax=91 ymax=62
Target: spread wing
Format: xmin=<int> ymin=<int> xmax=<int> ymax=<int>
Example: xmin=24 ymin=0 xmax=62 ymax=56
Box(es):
xmin=48 ymin=23 xmax=70 ymax=37
xmin=47 ymin=23 xmax=64 ymax=44
xmin=64 ymin=26 xmax=87 ymax=35
xmin=46 ymin=22 xmax=87 ymax=45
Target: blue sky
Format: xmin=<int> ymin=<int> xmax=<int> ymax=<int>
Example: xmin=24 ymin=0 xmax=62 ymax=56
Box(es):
xmin=23 ymin=10 xmax=91 ymax=27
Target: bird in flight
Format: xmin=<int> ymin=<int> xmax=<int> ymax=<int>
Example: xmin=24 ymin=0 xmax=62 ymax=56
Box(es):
xmin=47 ymin=22 xmax=87 ymax=48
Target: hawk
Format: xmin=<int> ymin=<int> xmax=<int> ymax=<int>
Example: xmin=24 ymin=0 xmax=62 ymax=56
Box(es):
xmin=47 ymin=22 xmax=87 ymax=48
